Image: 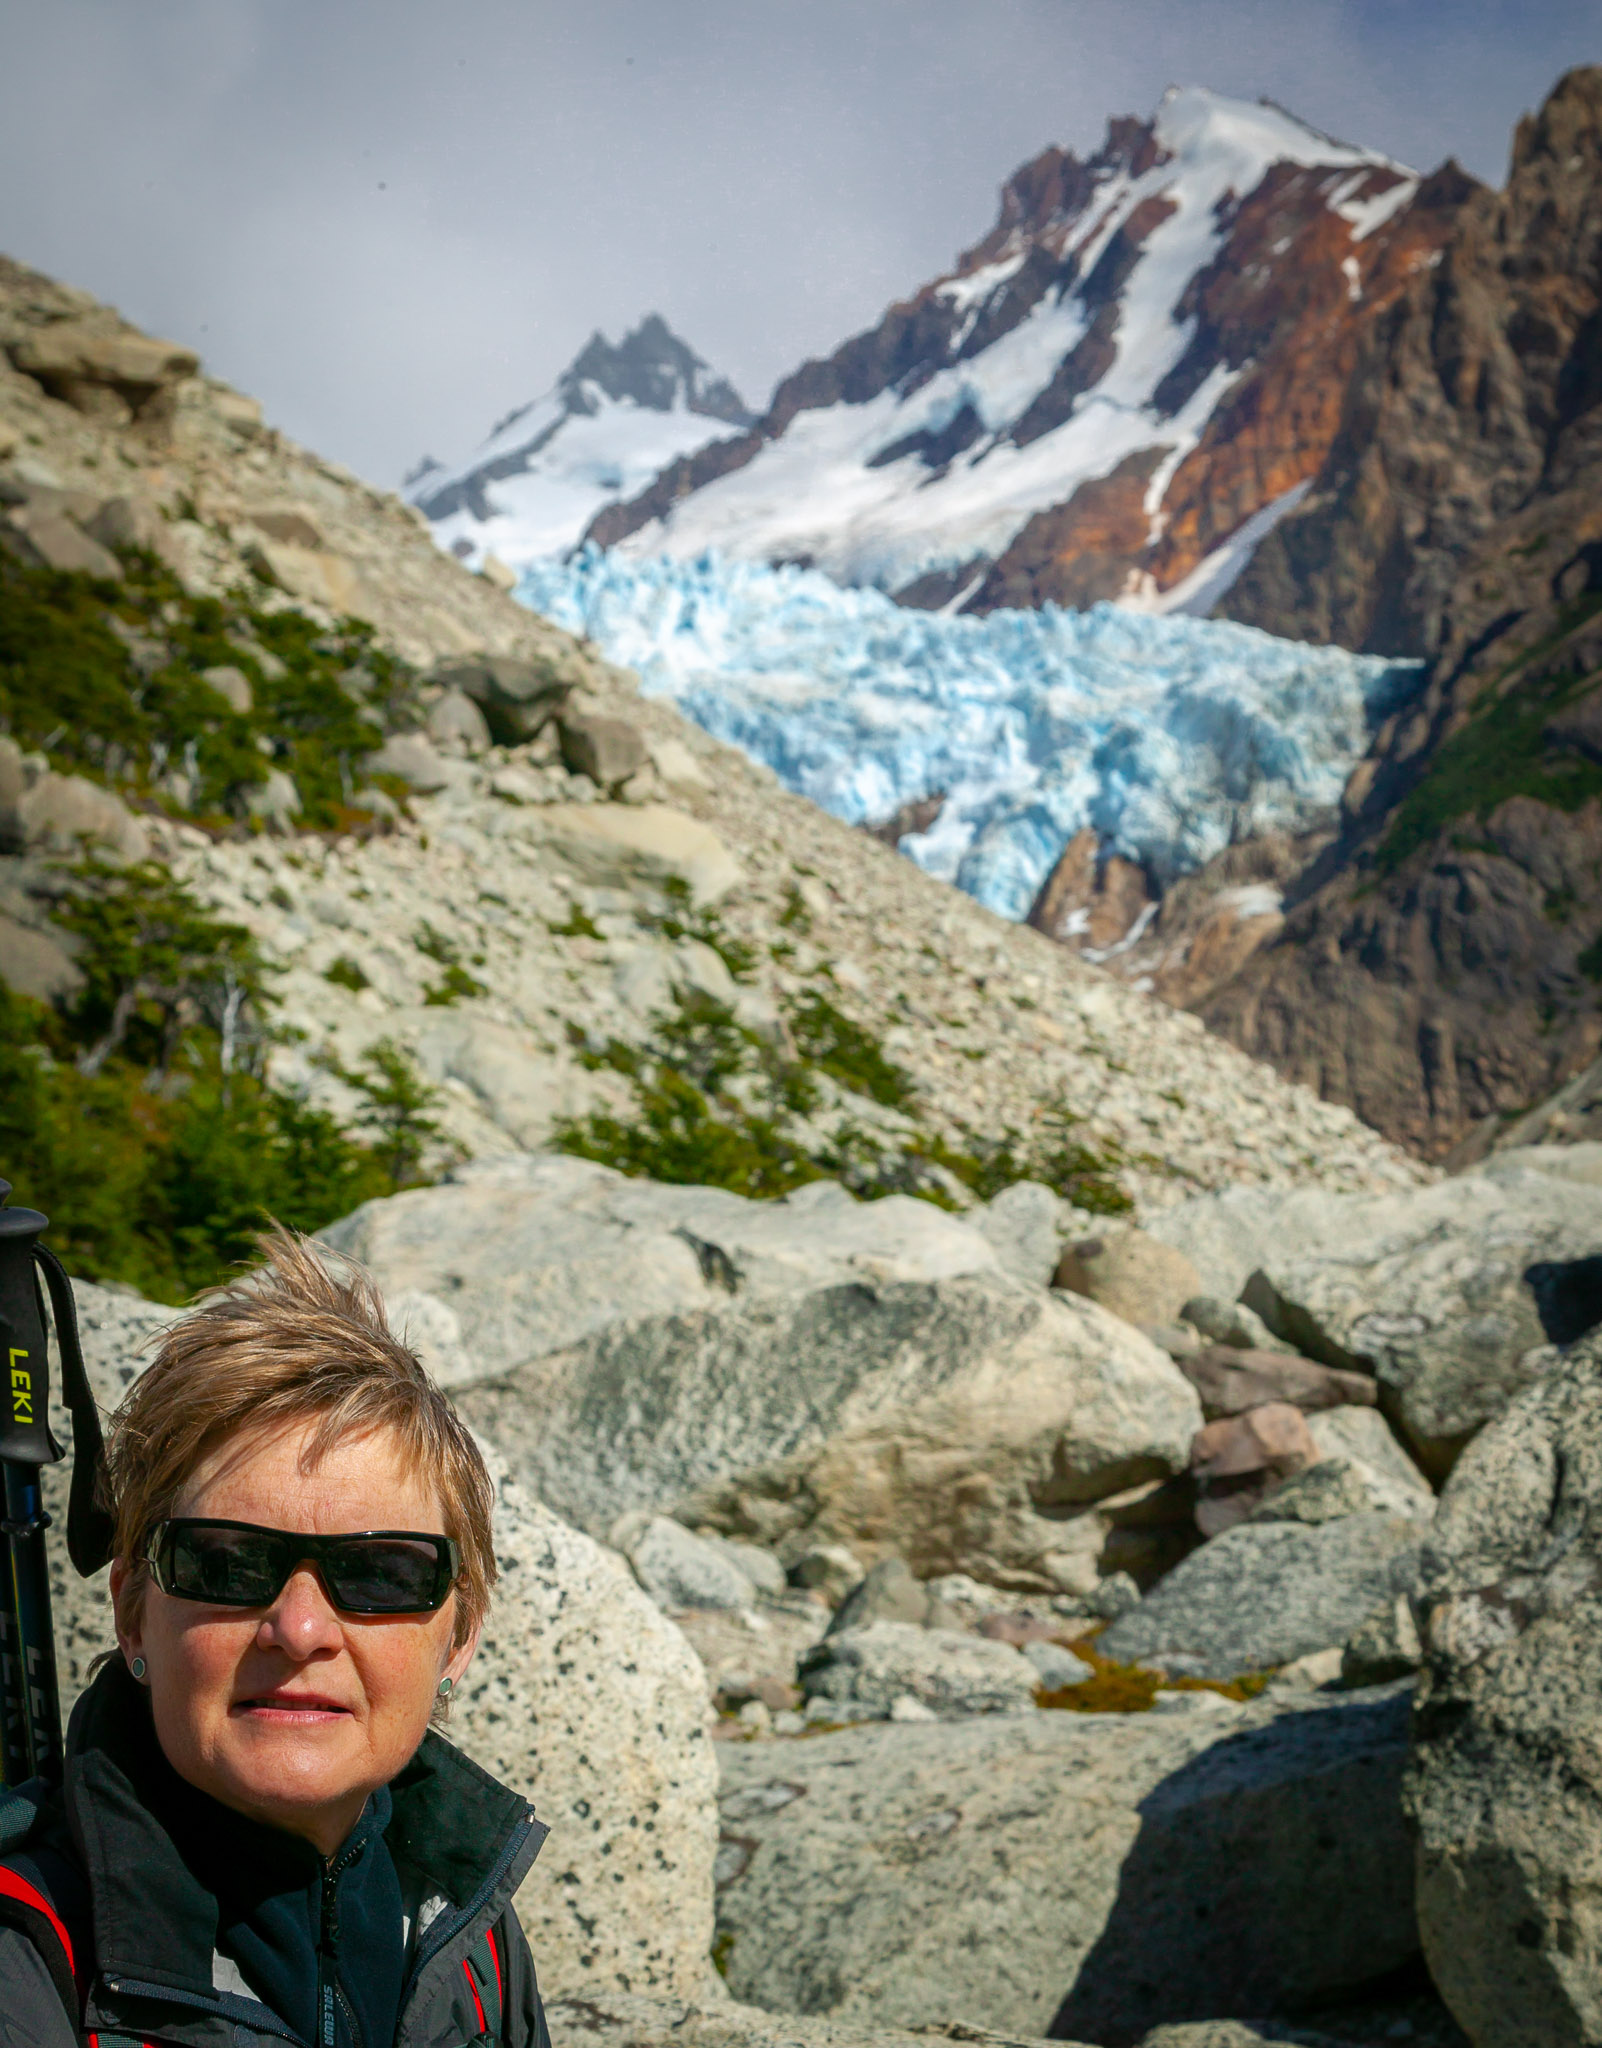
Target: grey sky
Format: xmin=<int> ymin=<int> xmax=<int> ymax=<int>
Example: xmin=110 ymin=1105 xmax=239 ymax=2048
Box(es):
xmin=2 ymin=1 xmax=1598 ymax=488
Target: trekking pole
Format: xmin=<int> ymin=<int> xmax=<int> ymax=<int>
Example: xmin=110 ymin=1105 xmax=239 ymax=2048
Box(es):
xmin=0 ymin=1179 xmax=114 ymax=1787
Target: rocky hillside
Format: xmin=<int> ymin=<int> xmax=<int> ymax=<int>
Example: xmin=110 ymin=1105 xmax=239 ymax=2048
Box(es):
xmin=1079 ymin=66 xmax=1602 ymax=1162
xmin=408 ymin=315 xmax=754 ymax=572
xmin=0 ymin=249 xmax=1425 ymax=1300
xmin=589 ymin=88 xmax=1467 ymax=616
xmin=44 ymin=1124 xmax=1602 ymax=2046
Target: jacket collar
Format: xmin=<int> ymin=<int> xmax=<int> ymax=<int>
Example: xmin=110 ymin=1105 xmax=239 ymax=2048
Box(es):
xmin=63 ymin=1661 xmax=542 ymax=2007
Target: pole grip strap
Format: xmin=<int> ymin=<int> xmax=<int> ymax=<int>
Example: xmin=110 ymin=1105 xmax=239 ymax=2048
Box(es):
xmin=31 ymin=1248 xmax=114 ymax=1576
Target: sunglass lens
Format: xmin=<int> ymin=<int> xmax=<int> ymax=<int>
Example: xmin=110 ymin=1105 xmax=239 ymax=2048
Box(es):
xmin=323 ymin=1537 xmax=446 ymax=1613
xmin=168 ymin=1525 xmax=285 ymax=1606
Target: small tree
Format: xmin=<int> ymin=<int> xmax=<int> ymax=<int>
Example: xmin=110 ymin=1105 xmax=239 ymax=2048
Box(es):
xmin=327 ymin=1037 xmax=453 ymax=1190
xmin=53 ymin=859 xmax=263 ymax=1077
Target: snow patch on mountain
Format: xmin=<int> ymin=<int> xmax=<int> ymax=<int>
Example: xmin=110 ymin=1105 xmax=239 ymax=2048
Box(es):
xmin=409 ymin=315 xmax=752 ymax=569
xmin=519 ymin=547 xmax=1419 ymax=921
xmin=611 ymin=89 xmax=1415 ymax=598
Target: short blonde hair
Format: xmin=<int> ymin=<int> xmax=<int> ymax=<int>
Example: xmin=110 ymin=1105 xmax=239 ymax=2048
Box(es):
xmin=106 ymin=1227 xmax=496 ymax=1649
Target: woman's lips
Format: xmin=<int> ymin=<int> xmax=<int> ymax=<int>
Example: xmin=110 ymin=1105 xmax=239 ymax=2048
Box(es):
xmin=234 ymin=1693 xmax=352 ymax=1718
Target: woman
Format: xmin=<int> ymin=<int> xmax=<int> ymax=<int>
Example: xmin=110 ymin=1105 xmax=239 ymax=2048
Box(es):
xmin=0 ymin=1230 xmax=549 ymax=2048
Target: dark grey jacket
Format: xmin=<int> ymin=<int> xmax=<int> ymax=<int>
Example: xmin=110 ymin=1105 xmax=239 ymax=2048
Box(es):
xmin=0 ymin=1663 xmax=550 ymax=2048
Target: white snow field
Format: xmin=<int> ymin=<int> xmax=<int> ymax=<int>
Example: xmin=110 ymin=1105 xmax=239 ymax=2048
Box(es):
xmin=408 ymin=316 xmax=751 ymax=570
xmin=615 ymin=88 xmax=1415 ymax=597
xmin=519 ymin=548 xmax=1419 ymax=922
xmin=420 ymin=390 xmax=735 ymax=568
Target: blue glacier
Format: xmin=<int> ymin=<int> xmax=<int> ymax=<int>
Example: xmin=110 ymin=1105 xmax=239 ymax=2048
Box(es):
xmin=516 ymin=547 xmax=1421 ymax=922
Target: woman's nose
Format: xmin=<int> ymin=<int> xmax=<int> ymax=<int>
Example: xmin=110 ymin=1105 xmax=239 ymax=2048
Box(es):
xmin=257 ymin=1564 xmax=344 ymax=1655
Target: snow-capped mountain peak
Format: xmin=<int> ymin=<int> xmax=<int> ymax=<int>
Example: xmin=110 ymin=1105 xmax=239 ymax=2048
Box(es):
xmin=588 ymin=88 xmax=1468 ymax=618
xmin=407 ymin=315 xmax=753 ymax=567
xmin=555 ymin=313 xmax=751 ymax=425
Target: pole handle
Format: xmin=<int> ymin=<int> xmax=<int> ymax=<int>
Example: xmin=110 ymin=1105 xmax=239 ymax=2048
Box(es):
xmin=31 ymin=1249 xmax=114 ymax=1576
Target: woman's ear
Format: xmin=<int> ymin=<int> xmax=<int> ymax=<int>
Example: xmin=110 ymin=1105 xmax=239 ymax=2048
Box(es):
xmin=109 ymin=1558 xmax=145 ymax=1667
xmin=445 ymin=1614 xmax=483 ymax=1688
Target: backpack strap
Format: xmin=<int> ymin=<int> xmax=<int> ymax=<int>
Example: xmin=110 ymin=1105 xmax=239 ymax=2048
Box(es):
xmin=0 ymin=1779 xmax=50 ymax=1854
xmin=0 ymin=1861 xmax=81 ymax=2020
xmin=461 ymin=1920 xmax=504 ymax=2041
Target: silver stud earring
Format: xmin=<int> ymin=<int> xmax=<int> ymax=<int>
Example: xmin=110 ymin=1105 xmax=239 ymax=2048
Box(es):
xmin=130 ymin=1656 xmax=147 ymax=1682
xmin=437 ymin=1675 xmax=453 ymax=1699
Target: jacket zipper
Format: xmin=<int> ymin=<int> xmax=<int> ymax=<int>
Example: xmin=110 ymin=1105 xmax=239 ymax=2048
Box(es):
xmin=318 ymin=1838 xmax=365 ymax=2048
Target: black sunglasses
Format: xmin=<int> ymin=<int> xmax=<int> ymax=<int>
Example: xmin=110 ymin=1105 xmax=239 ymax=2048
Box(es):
xmin=143 ymin=1519 xmax=461 ymax=1616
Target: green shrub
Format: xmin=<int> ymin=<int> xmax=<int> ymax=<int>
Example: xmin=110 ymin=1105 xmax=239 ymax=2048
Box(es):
xmin=777 ymin=883 xmax=812 ymax=932
xmin=556 ymin=1064 xmax=824 ymax=1200
xmin=912 ymin=1111 xmax=1135 ymax=1216
xmin=325 ymin=955 xmax=369 ymax=992
xmin=423 ymin=962 xmax=487 ymax=1005
xmin=789 ymin=991 xmax=915 ymax=1108
xmin=551 ymin=986 xmax=1134 ymax=1214
xmin=641 ymin=876 xmax=759 ymax=981
xmin=411 ymin=922 xmax=486 ymax=1004
xmin=0 ymin=547 xmax=412 ymax=831
xmin=51 ymin=859 xmax=263 ymax=1075
xmin=318 ymin=1037 xmax=456 ymax=1190
xmin=0 ymin=984 xmax=396 ymax=1301
xmin=0 ymin=865 xmax=445 ymax=1300
xmin=549 ymin=904 xmax=603 ymax=940
xmin=1374 ymin=594 xmax=1602 ymax=877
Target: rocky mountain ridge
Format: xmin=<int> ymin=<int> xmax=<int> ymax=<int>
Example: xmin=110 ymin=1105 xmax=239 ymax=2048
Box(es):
xmin=588 ymin=87 xmax=1467 ymax=617
xmin=409 ymin=314 xmax=754 ymax=572
xmin=1032 ymin=66 xmax=1602 ymax=1161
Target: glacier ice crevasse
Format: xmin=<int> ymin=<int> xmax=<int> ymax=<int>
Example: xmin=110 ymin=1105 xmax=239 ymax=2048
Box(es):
xmin=518 ymin=548 xmax=1421 ymax=923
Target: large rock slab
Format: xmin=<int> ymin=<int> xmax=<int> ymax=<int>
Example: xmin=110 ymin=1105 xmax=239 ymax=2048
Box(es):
xmin=1150 ymin=1173 xmax=1602 ymax=1479
xmin=324 ymin=1155 xmax=995 ymax=1369
xmin=1406 ymin=1327 xmax=1602 ymax=2048
xmin=9 ymin=318 xmax=199 ymax=399
xmin=1054 ymin=1227 xmax=1204 ymax=1327
xmin=663 ymin=1274 xmax=1201 ymax=1592
xmin=714 ymin=1692 xmax=1417 ymax=2040
xmin=1144 ymin=1186 xmax=1343 ymax=1303
xmin=1306 ymin=1404 xmax=1434 ymax=1502
xmin=549 ymin=1993 xmax=1075 ymax=2048
xmin=614 ymin=1511 xmax=762 ymax=1613
xmin=1097 ymin=1513 xmax=1426 ymax=1679
xmin=1477 ymin=1142 xmax=1602 ymax=1190
xmin=451 ymin=1472 xmax=720 ymax=1998
xmin=530 ymin=801 xmax=744 ymax=905
xmin=326 ymin=1158 xmax=1201 ymax=1583
xmin=798 ymin=1620 xmax=1037 ymax=1718
xmin=12 ymin=767 xmax=150 ymax=862
xmin=973 ymin=1180 xmax=1078 ymax=1289
xmin=44 ymin=1281 xmax=721 ymax=2003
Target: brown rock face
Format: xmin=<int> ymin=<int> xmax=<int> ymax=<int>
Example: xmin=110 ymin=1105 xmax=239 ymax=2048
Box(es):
xmin=1184 ymin=68 xmax=1602 ymax=1160
xmin=1178 ymin=1346 xmax=1379 ymax=1422
xmin=977 ymin=450 xmax=1167 ymax=613
xmin=591 ymin=99 xmax=1468 ymax=610
xmin=976 ymin=157 xmax=1471 ymax=614
xmin=1025 ymin=828 xmax=1155 ymax=953
xmin=1034 ymin=824 xmax=1330 ymax=1010
xmin=1227 ymin=68 xmax=1602 ymax=659
xmin=1189 ymin=1401 xmax=1319 ymax=1536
